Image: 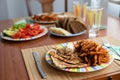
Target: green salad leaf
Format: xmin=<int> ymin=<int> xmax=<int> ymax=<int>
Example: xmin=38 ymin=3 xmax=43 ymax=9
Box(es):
xmin=13 ymin=23 xmax=26 ymax=29
xmin=3 ymin=23 xmax=26 ymax=37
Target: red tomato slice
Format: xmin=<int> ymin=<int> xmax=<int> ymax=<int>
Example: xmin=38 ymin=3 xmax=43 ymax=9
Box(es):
xmin=39 ymin=28 xmax=44 ymax=33
xmin=26 ymin=24 xmax=31 ymax=29
xmin=11 ymin=23 xmax=44 ymax=39
xmin=12 ymin=32 xmax=21 ymax=38
xmin=24 ymin=35 xmax=31 ymax=38
xmin=20 ymin=33 xmax=25 ymax=38
xmin=32 ymin=24 xmax=40 ymax=30
xmin=33 ymin=30 xmax=39 ymax=35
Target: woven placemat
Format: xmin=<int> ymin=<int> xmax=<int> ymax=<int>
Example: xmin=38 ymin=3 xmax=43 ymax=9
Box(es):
xmin=21 ymin=37 xmax=120 ymax=80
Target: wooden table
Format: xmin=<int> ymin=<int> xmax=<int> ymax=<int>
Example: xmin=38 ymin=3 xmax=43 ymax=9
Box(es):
xmin=0 ymin=16 xmax=120 ymax=80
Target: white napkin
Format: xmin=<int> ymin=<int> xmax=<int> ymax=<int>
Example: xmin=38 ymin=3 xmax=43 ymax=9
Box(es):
xmin=111 ymin=45 xmax=120 ymax=60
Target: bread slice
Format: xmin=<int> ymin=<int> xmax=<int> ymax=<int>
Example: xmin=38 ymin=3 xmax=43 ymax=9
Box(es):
xmin=55 ymin=20 xmax=60 ymax=27
xmin=69 ymin=20 xmax=87 ymax=34
xmin=66 ymin=17 xmax=76 ymax=32
xmin=62 ymin=17 xmax=69 ymax=30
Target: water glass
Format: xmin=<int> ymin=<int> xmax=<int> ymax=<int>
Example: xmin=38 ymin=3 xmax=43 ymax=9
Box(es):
xmin=88 ymin=7 xmax=103 ymax=38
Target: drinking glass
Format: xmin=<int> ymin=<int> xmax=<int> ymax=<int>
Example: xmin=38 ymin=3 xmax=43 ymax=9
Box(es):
xmin=88 ymin=7 xmax=103 ymax=38
xmin=73 ymin=0 xmax=87 ymax=22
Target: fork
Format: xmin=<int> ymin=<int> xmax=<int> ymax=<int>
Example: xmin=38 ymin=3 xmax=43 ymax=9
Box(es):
xmin=102 ymin=38 xmax=120 ymax=57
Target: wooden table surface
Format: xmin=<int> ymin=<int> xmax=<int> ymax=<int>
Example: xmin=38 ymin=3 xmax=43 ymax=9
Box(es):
xmin=0 ymin=16 xmax=120 ymax=80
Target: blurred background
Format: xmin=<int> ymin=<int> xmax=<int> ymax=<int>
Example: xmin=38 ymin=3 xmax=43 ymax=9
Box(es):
xmin=0 ymin=0 xmax=120 ymax=20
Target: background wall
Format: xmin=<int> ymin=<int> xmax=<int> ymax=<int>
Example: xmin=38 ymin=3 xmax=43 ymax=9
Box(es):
xmin=0 ymin=0 xmax=9 ymax=20
xmin=0 ymin=0 xmax=28 ymax=20
xmin=6 ymin=0 xmax=28 ymax=19
xmin=0 ymin=0 xmax=67 ymax=20
xmin=30 ymin=0 xmax=75 ymax=14
xmin=108 ymin=2 xmax=120 ymax=18
xmin=0 ymin=0 xmax=119 ymax=20
xmin=0 ymin=0 xmax=76 ymax=20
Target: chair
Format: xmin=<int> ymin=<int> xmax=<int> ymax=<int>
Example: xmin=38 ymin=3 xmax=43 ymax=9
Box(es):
xmin=25 ymin=0 xmax=68 ymax=16
xmin=65 ymin=0 xmax=68 ymax=12
xmin=25 ymin=0 xmax=55 ymax=16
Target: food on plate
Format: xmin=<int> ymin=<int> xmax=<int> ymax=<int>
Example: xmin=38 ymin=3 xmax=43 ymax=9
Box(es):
xmin=55 ymin=16 xmax=70 ymax=29
xmin=55 ymin=17 xmax=87 ymax=34
xmin=49 ymin=49 xmax=80 ymax=64
xmin=3 ymin=23 xmax=26 ymax=36
xmin=12 ymin=24 xmax=44 ymax=38
xmin=48 ymin=39 xmax=110 ymax=68
xmin=69 ymin=20 xmax=87 ymax=33
xmin=74 ymin=39 xmax=110 ymax=66
xmin=51 ymin=56 xmax=87 ymax=69
xmin=49 ymin=47 xmax=88 ymax=69
xmin=32 ymin=13 xmax=58 ymax=22
xmin=2 ymin=23 xmax=44 ymax=39
xmin=49 ymin=27 xmax=72 ymax=36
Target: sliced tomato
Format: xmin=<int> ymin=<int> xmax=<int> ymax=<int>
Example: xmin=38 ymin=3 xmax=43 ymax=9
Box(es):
xmin=39 ymin=28 xmax=44 ymax=33
xmin=12 ymin=32 xmax=21 ymax=38
xmin=23 ymin=35 xmax=31 ymax=38
xmin=32 ymin=30 xmax=39 ymax=35
xmin=20 ymin=33 xmax=26 ymax=38
xmin=19 ymin=28 xmax=24 ymax=32
xmin=26 ymin=24 xmax=31 ymax=29
xmin=33 ymin=24 xmax=40 ymax=27
xmin=11 ymin=23 xmax=44 ymax=39
xmin=32 ymin=24 xmax=40 ymax=30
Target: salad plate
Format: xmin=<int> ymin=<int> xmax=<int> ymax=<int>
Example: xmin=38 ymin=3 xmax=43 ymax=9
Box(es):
xmin=1 ymin=26 xmax=48 ymax=41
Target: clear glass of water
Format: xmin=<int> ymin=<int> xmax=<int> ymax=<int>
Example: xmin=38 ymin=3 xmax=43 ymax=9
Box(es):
xmin=88 ymin=7 xmax=103 ymax=38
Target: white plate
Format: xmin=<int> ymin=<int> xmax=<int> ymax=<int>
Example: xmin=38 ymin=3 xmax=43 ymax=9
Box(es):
xmin=45 ymin=42 xmax=114 ymax=72
xmin=1 ymin=26 xmax=48 ymax=41
xmin=49 ymin=30 xmax=86 ymax=37
xmin=32 ymin=20 xmax=56 ymax=24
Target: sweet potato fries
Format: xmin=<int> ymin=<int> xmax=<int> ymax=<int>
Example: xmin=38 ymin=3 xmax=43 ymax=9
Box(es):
xmin=74 ymin=39 xmax=110 ymax=66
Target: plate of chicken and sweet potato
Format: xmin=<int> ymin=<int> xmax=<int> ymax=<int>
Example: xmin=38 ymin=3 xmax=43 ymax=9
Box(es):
xmin=45 ymin=39 xmax=114 ymax=72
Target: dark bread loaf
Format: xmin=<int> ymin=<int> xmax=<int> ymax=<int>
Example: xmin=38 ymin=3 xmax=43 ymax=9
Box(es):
xmin=55 ymin=16 xmax=68 ymax=29
xmin=68 ymin=20 xmax=87 ymax=34
xmin=55 ymin=17 xmax=87 ymax=34
xmin=66 ymin=17 xmax=76 ymax=32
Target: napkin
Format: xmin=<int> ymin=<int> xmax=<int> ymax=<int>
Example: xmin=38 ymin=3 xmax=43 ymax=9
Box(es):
xmin=111 ymin=45 xmax=120 ymax=60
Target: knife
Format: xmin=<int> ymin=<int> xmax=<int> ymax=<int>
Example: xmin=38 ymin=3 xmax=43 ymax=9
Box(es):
xmin=32 ymin=52 xmax=47 ymax=79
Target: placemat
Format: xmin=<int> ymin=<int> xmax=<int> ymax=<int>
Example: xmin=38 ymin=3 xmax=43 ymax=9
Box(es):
xmin=21 ymin=37 xmax=120 ymax=80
